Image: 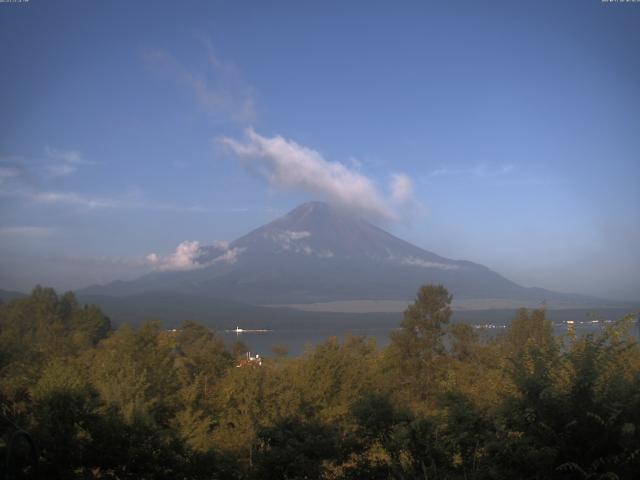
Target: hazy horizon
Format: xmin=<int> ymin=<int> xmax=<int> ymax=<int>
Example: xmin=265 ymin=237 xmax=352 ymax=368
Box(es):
xmin=1 ymin=1 xmax=639 ymax=301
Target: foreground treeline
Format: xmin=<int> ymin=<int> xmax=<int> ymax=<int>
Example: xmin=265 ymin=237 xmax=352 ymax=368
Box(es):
xmin=0 ymin=286 xmax=639 ymax=479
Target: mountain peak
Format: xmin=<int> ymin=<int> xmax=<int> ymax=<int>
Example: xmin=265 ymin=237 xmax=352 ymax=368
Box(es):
xmin=294 ymin=200 xmax=331 ymax=211
xmin=285 ymin=201 xmax=342 ymax=221
xmin=232 ymin=200 xmax=448 ymax=265
xmin=80 ymin=199 xmax=566 ymax=304
xmin=267 ymin=200 xmax=366 ymax=235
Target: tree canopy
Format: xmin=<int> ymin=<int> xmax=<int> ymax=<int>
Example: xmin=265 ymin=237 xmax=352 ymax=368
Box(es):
xmin=1 ymin=285 xmax=639 ymax=479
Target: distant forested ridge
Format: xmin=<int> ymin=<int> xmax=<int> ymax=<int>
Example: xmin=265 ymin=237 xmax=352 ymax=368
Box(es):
xmin=1 ymin=285 xmax=639 ymax=479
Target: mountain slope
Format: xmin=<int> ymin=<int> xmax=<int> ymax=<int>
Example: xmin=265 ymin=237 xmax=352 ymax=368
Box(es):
xmin=0 ymin=289 xmax=26 ymax=302
xmin=80 ymin=201 xmax=597 ymax=305
xmin=77 ymin=291 xmax=401 ymax=329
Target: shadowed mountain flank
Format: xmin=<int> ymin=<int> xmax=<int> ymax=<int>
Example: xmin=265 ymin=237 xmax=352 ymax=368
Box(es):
xmin=80 ymin=202 xmax=601 ymax=306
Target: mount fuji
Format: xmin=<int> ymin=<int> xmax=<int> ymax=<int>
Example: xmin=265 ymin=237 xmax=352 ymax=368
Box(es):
xmin=79 ymin=202 xmax=596 ymax=307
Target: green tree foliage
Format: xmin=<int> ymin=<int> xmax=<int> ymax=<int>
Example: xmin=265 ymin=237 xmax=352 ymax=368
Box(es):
xmin=29 ymin=360 xmax=99 ymax=476
xmin=504 ymin=307 xmax=556 ymax=354
xmin=211 ymin=355 xmax=304 ymax=463
xmin=0 ymin=287 xmax=111 ymax=415
xmin=393 ymin=284 xmax=453 ymax=357
xmin=0 ymin=285 xmax=639 ymax=479
xmin=293 ymin=335 xmax=380 ymax=424
xmin=488 ymin=315 xmax=640 ymax=479
xmin=174 ymin=321 xmax=232 ymax=385
xmin=86 ymin=321 xmax=180 ymax=425
xmin=448 ymin=323 xmax=479 ymax=361
xmin=386 ymin=284 xmax=453 ymax=406
xmin=253 ymin=416 xmax=340 ymax=480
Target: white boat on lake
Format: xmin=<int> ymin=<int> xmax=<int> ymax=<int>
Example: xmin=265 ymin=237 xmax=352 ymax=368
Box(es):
xmin=226 ymin=326 xmax=273 ymax=334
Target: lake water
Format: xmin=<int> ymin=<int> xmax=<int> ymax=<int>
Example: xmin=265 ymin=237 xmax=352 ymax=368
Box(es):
xmin=220 ymin=316 xmax=640 ymax=357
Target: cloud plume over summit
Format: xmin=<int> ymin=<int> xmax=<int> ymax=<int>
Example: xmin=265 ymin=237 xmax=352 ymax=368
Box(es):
xmin=220 ymin=128 xmax=414 ymax=221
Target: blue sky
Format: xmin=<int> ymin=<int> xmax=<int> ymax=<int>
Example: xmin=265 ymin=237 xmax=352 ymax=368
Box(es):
xmin=0 ymin=0 xmax=639 ymax=300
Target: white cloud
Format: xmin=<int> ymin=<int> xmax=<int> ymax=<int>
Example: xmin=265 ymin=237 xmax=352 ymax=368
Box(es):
xmin=2 ymin=185 xmax=261 ymax=214
xmin=266 ymin=229 xmax=333 ymax=258
xmin=428 ymin=164 xmax=514 ymax=179
xmin=213 ymin=240 xmax=230 ymax=250
xmin=146 ymin=240 xmax=203 ymax=271
xmin=146 ymin=240 xmax=244 ymax=271
xmin=213 ymin=246 xmax=245 ymax=264
xmin=30 ymin=191 xmax=116 ymax=209
xmin=0 ymin=167 xmax=20 ymax=183
xmin=44 ymin=147 xmax=95 ymax=177
xmin=0 ymin=226 xmax=53 ymax=237
xmin=45 ymin=147 xmax=84 ymax=165
xmin=143 ymin=44 xmax=255 ymax=124
xmin=389 ymin=254 xmax=462 ymax=271
xmin=390 ymin=173 xmax=413 ymax=203
xmin=220 ymin=128 xmax=413 ymax=221
xmin=46 ymin=164 xmax=78 ymax=177
xmin=287 ymin=231 xmax=311 ymax=241
xmin=268 ymin=230 xmax=311 ymax=250
xmin=302 ymin=246 xmax=334 ymax=258
xmin=349 ymin=157 xmax=363 ymax=169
